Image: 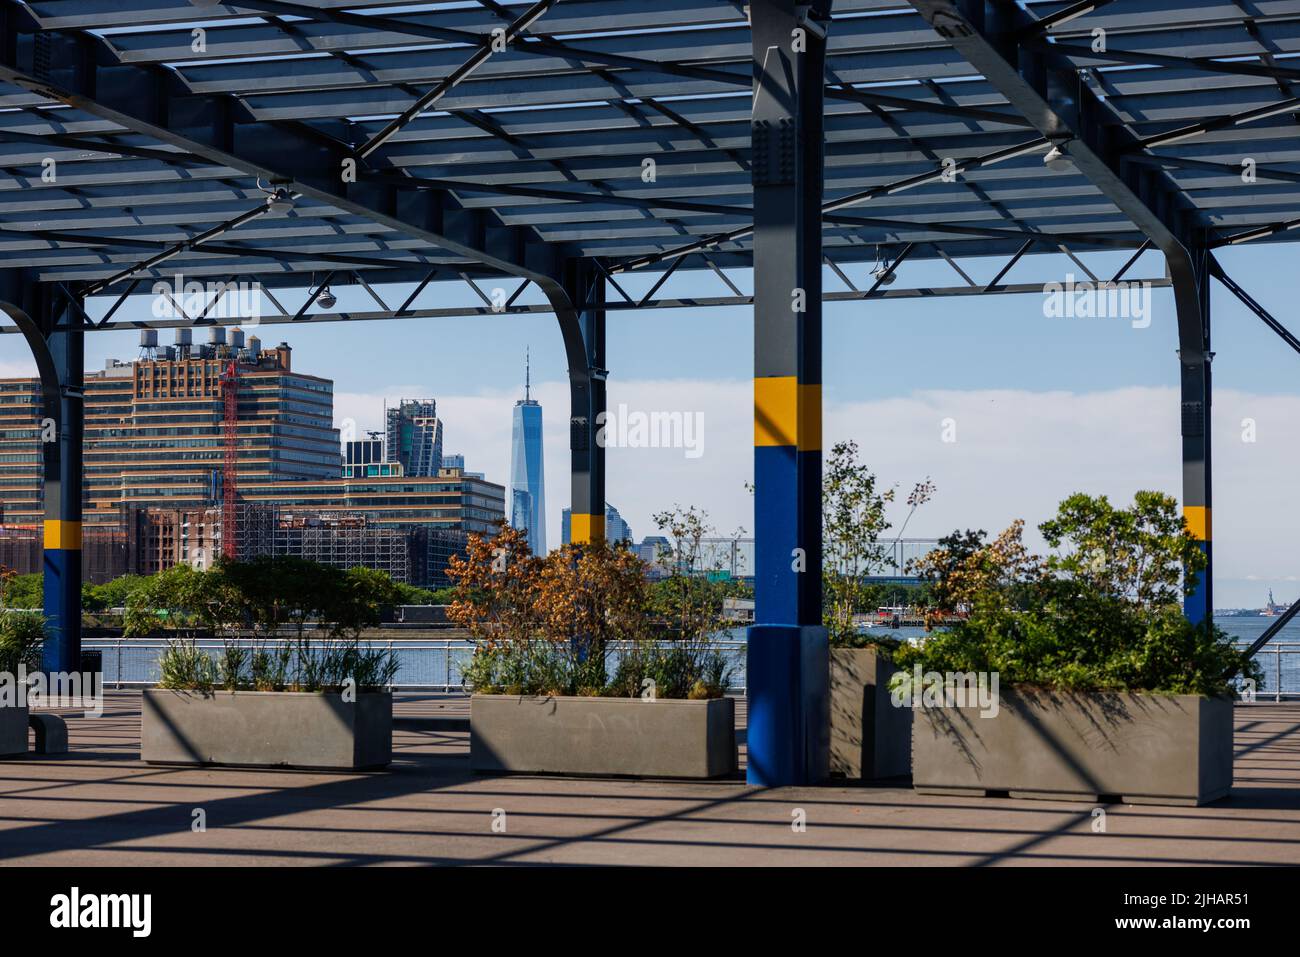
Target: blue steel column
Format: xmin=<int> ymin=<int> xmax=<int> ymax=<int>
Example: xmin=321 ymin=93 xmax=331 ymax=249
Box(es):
xmin=1181 ymin=242 xmax=1213 ymax=626
xmin=563 ymin=259 xmax=606 ymax=545
xmin=18 ymin=291 xmax=84 ymax=674
xmin=42 ymin=302 xmax=83 ymax=673
xmin=747 ymin=0 xmax=831 ymax=786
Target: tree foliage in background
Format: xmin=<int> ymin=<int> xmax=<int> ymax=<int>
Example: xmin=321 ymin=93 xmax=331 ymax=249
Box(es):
xmin=649 ymin=505 xmax=736 ymax=643
xmin=0 ymin=609 xmax=46 ymax=675
xmin=896 ymin=492 xmax=1258 ymax=696
xmin=4 ymin=569 xmax=448 ymax=621
xmin=392 ymin=582 xmax=455 ymax=605
xmin=1 ymin=572 xmax=42 ymax=611
xmin=123 ymin=563 xmax=241 ymax=639
xmin=83 ymin=575 xmax=148 ymax=612
xmin=125 ymin=558 xmax=401 ymax=642
xmin=821 ymin=441 xmax=933 ymax=648
xmin=822 ymin=441 xmax=894 ymax=646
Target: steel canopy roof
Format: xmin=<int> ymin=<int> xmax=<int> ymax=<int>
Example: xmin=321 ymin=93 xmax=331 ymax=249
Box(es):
xmin=0 ymin=0 xmax=1296 ymax=294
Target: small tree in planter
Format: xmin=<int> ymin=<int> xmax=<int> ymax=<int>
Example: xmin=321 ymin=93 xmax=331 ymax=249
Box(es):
xmin=896 ymin=491 xmax=1260 ymax=805
xmin=824 ymin=442 xmax=887 ymax=645
xmin=535 ymin=540 xmax=650 ymax=696
xmin=821 ymin=441 xmax=933 ymax=779
xmin=449 ymin=524 xmax=546 ymax=695
xmin=640 ymin=505 xmax=735 ymax=700
xmin=455 ymin=521 xmax=737 ymax=778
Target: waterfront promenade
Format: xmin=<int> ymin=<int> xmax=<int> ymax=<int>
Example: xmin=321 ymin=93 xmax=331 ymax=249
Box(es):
xmin=0 ymin=694 xmax=1297 ymax=866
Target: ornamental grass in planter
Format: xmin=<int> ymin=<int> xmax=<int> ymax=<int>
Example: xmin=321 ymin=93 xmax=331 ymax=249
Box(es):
xmin=142 ymin=635 xmax=397 ymax=769
xmin=896 ymin=492 xmax=1259 ymax=806
xmin=454 ymin=516 xmax=740 ymax=778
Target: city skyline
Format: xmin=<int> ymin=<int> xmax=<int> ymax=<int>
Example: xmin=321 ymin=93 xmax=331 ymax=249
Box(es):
xmin=0 ymin=332 xmax=504 ymax=587
xmin=0 ymin=244 xmax=1296 ymax=604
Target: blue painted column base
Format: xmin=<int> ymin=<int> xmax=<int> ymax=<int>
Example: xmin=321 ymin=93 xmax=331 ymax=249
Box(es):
xmin=1183 ymin=539 xmax=1211 ymax=627
xmin=41 ymin=547 xmax=81 ymax=674
xmin=746 ymin=624 xmax=829 ymax=786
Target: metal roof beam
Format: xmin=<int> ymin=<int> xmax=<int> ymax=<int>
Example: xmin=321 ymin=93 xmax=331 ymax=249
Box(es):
xmin=0 ymin=3 xmax=568 ymax=291
xmin=1027 ymin=37 xmax=1300 ymax=84
xmin=199 ymin=0 xmax=1033 ymax=128
xmin=908 ymin=0 xmax=1207 ymax=358
xmin=0 ymin=276 xmax=1169 ymax=335
xmin=611 ymin=134 xmax=1053 ymax=272
xmin=1019 ymin=0 xmax=1118 ymax=35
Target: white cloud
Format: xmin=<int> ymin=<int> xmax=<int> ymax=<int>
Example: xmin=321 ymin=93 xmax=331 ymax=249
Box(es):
xmin=336 ymin=379 xmax=1299 ymax=609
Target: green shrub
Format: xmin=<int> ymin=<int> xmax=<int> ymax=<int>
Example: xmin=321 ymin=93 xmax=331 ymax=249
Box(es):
xmin=217 ymin=642 xmax=249 ymax=692
xmin=897 ymin=492 xmax=1260 ymax=697
xmin=0 ymin=611 xmax=46 ymax=674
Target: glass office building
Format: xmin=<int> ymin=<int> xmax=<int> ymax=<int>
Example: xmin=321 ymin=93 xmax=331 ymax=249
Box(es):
xmin=509 ymin=356 xmax=546 ymax=555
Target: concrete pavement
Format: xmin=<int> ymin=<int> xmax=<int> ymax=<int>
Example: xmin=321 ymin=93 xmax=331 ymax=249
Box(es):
xmin=0 ymin=694 xmax=1297 ymax=866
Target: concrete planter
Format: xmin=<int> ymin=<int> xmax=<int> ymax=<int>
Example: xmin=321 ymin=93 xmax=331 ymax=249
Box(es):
xmin=141 ymin=690 xmax=392 ymax=770
xmin=912 ymin=687 xmax=1233 ymax=806
xmin=470 ymin=694 xmax=737 ymax=778
xmin=829 ymin=647 xmax=912 ymax=780
xmin=0 ymin=705 xmax=27 ymax=757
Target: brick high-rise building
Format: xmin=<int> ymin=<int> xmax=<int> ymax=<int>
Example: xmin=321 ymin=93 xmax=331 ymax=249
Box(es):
xmin=0 ymin=332 xmax=503 ymax=584
xmin=83 ymin=329 xmax=339 ymax=530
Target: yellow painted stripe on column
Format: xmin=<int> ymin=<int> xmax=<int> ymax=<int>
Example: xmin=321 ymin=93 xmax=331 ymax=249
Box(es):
xmin=755 ymin=375 xmax=798 ymax=447
xmin=755 ymin=377 xmax=821 ymax=450
xmin=570 ymin=513 xmax=605 ymax=545
xmin=1184 ymin=506 xmax=1211 ymax=541
xmin=43 ymin=520 xmax=82 ymax=550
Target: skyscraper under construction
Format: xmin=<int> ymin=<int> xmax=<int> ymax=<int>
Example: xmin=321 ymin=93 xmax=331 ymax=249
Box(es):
xmin=384 ymin=399 xmax=443 ymax=477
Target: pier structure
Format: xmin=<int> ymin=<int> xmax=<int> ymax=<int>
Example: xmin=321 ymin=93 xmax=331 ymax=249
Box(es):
xmin=0 ymin=0 xmax=1298 ymax=784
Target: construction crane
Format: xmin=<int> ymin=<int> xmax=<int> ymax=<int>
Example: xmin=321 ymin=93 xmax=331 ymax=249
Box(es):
xmin=220 ymin=358 xmax=239 ymax=560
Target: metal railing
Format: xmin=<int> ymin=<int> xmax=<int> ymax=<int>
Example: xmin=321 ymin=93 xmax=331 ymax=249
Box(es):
xmin=83 ymin=638 xmax=750 ymax=694
xmin=77 ymin=638 xmax=1300 ymax=700
xmin=1235 ymin=641 xmax=1300 ymax=702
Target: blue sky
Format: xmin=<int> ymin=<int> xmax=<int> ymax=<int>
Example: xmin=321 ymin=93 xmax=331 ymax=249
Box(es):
xmin=2 ymin=242 xmax=1296 ymax=608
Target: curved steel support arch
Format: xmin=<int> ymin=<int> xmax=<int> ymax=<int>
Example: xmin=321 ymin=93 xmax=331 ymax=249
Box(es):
xmin=0 ymin=274 xmax=84 ymax=672
xmin=539 ymin=260 xmax=606 ymax=546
